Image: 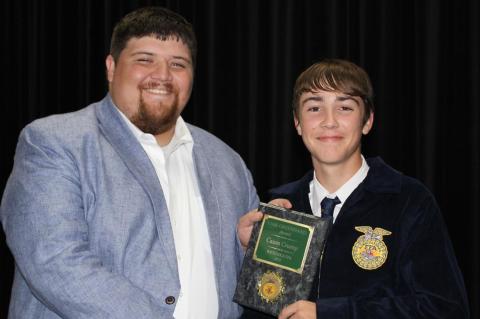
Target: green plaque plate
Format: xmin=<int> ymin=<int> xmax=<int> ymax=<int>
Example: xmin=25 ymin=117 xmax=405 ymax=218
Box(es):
xmin=253 ymin=215 xmax=314 ymax=273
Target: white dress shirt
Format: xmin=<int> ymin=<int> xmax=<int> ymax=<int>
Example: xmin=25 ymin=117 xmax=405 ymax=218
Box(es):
xmin=309 ymin=156 xmax=369 ymax=223
xmin=118 ymin=110 xmax=218 ymax=319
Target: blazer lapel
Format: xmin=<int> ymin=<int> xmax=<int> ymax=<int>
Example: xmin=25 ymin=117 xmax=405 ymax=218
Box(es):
xmin=190 ymin=137 xmax=222 ymax=280
xmin=95 ymin=95 xmax=179 ymax=276
xmin=296 ymin=177 xmax=314 ymax=215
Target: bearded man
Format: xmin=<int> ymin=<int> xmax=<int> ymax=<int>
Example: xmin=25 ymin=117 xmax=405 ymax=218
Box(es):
xmin=1 ymin=7 xmax=258 ymax=319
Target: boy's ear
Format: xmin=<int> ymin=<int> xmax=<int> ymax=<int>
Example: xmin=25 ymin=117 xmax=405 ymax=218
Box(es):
xmin=294 ymin=116 xmax=302 ymax=135
xmin=362 ymin=112 xmax=374 ymax=135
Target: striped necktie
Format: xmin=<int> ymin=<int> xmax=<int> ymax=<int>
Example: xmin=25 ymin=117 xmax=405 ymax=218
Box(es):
xmin=320 ymin=196 xmax=341 ymax=218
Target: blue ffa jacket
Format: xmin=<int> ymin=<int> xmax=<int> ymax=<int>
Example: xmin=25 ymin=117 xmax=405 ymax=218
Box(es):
xmin=1 ymin=95 xmax=259 ymax=319
xmin=243 ymin=157 xmax=469 ymax=318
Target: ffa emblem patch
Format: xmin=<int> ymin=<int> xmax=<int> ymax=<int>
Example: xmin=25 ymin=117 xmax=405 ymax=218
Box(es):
xmin=352 ymin=226 xmax=391 ymax=270
xmin=257 ymin=271 xmax=285 ymax=303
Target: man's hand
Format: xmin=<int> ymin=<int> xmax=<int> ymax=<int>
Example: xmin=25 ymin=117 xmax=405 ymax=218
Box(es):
xmin=269 ymin=198 xmax=292 ymax=209
xmin=278 ymin=300 xmax=316 ymax=319
xmin=237 ymin=210 xmax=263 ymax=249
xmin=237 ymin=199 xmax=292 ymax=250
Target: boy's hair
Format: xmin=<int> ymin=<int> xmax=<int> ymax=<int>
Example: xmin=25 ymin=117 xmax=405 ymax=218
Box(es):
xmin=292 ymin=59 xmax=374 ymax=124
xmin=110 ymin=7 xmax=197 ymax=67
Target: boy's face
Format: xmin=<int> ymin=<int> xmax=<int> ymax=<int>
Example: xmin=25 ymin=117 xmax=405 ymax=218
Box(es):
xmin=295 ymin=89 xmax=373 ymax=171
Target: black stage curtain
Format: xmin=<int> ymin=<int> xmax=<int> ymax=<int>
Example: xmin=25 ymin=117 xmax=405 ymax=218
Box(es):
xmin=1 ymin=0 xmax=479 ymax=318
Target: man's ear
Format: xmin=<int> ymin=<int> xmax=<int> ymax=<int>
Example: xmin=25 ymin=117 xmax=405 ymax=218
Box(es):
xmin=362 ymin=112 xmax=374 ymax=135
xmin=294 ymin=116 xmax=302 ymax=136
xmin=105 ymin=55 xmax=115 ymax=83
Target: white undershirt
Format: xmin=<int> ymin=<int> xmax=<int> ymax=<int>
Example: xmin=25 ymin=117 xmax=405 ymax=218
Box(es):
xmin=117 ymin=109 xmax=218 ymax=319
xmin=309 ymin=156 xmax=369 ymax=222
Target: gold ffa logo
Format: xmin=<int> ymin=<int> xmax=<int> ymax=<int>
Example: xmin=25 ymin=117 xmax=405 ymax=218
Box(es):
xmin=352 ymin=226 xmax=391 ymax=270
xmin=257 ymin=271 xmax=285 ymax=303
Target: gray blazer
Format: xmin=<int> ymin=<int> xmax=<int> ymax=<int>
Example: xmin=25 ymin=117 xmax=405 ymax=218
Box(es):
xmin=1 ymin=95 xmax=258 ymax=319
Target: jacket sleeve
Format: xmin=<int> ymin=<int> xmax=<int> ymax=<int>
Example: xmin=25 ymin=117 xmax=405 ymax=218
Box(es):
xmin=1 ymin=126 xmax=167 ymax=319
xmin=235 ymin=155 xmax=260 ymax=266
xmin=315 ymin=195 xmax=470 ymax=319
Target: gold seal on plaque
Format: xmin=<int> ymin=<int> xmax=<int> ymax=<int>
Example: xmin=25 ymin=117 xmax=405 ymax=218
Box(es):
xmin=352 ymin=226 xmax=392 ymax=270
xmin=257 ymin=271 xmax=285 ymax=303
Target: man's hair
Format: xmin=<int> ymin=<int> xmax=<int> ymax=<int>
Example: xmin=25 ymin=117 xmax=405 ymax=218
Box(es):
xmin=110 ymin=7 xmax=197 ymax=67
xmin=292 ymin=59 xmax=374 ymax=124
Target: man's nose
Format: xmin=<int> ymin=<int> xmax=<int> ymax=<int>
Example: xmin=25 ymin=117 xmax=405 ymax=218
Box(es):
xmin=151 ymin=62 xmax=172 ymax=81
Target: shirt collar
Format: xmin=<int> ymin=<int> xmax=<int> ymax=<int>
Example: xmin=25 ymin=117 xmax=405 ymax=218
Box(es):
xmin=310 ymin=156 xmax=370 ymax=212
xmin=114 ymin=106 xmax=193 ymax=156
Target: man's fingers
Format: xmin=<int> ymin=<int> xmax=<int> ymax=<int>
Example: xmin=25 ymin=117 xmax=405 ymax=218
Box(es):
xmin=269 ymin=198 xmax=293 ymax=209
xmin=237 ymin=210 xmax=264 ymax=248
xmin=238 ymin=210 xmax=263 ymax=227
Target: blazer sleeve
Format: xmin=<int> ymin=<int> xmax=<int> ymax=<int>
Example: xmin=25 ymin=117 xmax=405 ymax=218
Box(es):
xmin=235 ymin=155 xmax=260 ymax=265
xmin=1 ymin=126 xmax=166 ymax=318
xmin=314 ymin=195 xmax=470 ymax=319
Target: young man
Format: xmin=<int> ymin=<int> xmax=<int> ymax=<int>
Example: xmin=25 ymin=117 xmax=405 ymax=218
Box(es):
xmin=240 ymin=59 xmax=469 ymax=318
xmin=1 ymin=7 xmax=258 ymax=319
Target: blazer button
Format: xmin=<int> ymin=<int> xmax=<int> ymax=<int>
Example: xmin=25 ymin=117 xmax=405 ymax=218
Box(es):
xmin=165 ymin=296 xmax=175 ymax=305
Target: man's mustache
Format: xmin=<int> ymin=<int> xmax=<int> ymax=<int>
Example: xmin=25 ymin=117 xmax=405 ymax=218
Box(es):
xmin=139 ymin=82 xmax=174 ymax=92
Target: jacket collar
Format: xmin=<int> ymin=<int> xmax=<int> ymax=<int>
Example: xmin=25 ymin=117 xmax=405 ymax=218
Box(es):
xmin=95 ymin=94 xmax=179 ymax=278
xmin=269 ymin=157 xmax=403 ymax=206
xmin=269 ymin=157 xmax=402 ymax=195
xmin=95 ymin=95 xmax=222 ymax=283
xmin=363 ymin=157 xmax=402 ymax=193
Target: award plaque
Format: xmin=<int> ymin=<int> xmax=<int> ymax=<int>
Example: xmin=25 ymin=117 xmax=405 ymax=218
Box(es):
xmin=233 ymin=202 xmax=332 ymax=316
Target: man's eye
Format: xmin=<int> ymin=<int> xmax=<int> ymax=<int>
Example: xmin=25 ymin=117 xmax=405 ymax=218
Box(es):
xmin=307 ymin=107 xmax=320 ymax=112
xmin=137 ymin=58 xmax=152 ymax=63
xmin=171 ymin=62 xmax=186 ymax=68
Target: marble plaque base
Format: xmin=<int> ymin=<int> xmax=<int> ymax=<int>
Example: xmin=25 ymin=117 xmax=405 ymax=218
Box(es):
xmin=233 ymin=203 xmax=332 ymax=316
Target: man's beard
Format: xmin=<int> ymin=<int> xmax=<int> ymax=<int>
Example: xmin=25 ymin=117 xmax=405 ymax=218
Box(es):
xmin=130 ymin=83 xmax=180 ymax=136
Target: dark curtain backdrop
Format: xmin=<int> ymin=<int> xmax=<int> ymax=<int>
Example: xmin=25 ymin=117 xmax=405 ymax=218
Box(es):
xmin=1 ymin=0 xmax=479 ymax=318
